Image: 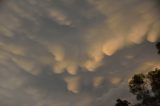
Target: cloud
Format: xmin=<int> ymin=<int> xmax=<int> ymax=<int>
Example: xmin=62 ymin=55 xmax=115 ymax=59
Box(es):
xmin=0 ymin=0 xmax=160 ymax=106
xmin=49 ymin=9 xmax=72 ymax=26
xmin=93 ymin=76 xmax=104 ymax=88
xmin=64 ymin=76 xmax=81 ymax=93
xmin=1 ymin=0 xmax=159 ymax=75
xmin=110 ymin=77 xmax=122 ymax=85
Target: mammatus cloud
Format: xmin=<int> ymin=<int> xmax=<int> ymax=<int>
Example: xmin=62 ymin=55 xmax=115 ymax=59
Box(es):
xmin=48 ymin=0 xmax=160 ymax=73
xmin=0 ymin=0 xmax=160 ymax=106
xmin=0 ymin=0 xmax=159 ymax=74
xmin=64 ymin=76 xmax=81 ymax=93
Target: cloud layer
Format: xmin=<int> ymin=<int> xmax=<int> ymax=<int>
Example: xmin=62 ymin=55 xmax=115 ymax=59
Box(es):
xmin=0 ymin=0 xmax=160 ymax=106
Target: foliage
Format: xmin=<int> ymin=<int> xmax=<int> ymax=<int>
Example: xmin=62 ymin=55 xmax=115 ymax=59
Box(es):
xmin=115 ymin=43 xmax=160 ymax=106
xmin=115 ymin=99 xmax=131 ymax=106
xmin=115 ymin=69 xmax=160 ymax=106
xmin=156 ymin=42 xmax=160 ymax=54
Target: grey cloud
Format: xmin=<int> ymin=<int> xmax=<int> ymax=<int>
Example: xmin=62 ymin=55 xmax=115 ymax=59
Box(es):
xmin=0 ymin=0 xmax=160 ymax=106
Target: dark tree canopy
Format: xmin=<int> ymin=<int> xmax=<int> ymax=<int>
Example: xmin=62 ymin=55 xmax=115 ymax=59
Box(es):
xmin=156 ymin=42 xmax=160 ymax=54
xmin=115 ymin=99 xmax=131 ymax=106
xmin=115 ymin=42 xmax=160 ymax=106
xmin=115 ymin=69 xmax=160 ymax=106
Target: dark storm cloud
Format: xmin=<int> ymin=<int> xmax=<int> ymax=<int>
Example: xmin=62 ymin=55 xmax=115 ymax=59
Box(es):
xmin=0 ymin=0 xmax=160 ymax=106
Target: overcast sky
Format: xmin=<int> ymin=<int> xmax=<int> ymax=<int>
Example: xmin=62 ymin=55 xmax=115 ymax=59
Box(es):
xmin=0 ymin=0 xmax=160 ymax=106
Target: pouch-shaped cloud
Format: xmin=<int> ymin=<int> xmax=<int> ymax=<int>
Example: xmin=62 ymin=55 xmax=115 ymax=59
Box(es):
xmin=0 ymin=0 xmax=160 ymax=98
xmin=49 ymin=9 xmax=72 ymax=26
xmin=0 ymin=0 xmax=160 ymax=75
xmin=64 ymin=76 xmax=81 ymax=93
xmin=0 ymin=0 xmax=160 ymax=106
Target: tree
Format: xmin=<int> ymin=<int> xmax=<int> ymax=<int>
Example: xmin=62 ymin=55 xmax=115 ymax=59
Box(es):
xmin=115 ymin=69 xmax=160 ymax=106
xmin=114 ymin=42 xmax=160 ymax=106
xmin=129 ymin=74 xmax=149 ymax=101
xmin=156 ymin=42 xmax=160 ymax=54
xmin=115 ymin=99 xmax=131 ymax=106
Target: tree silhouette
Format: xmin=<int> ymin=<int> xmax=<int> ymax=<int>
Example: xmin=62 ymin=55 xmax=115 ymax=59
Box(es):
xmin=156 ymin=42 xmax=160 ymax=54
xmin=129 ymin=74 xmax=149 ymax=101
xmin=115 ymin=42 xmax=160 ymax=106
xmin=115 ymin=69 xmax=160 ymax=106
xmin=115 ymin=99 xmax=131 ymax=106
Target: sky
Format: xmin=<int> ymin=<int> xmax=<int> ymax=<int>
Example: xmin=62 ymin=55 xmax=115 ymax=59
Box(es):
xmin=0 ymin=0 xmax=160 ymax=106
